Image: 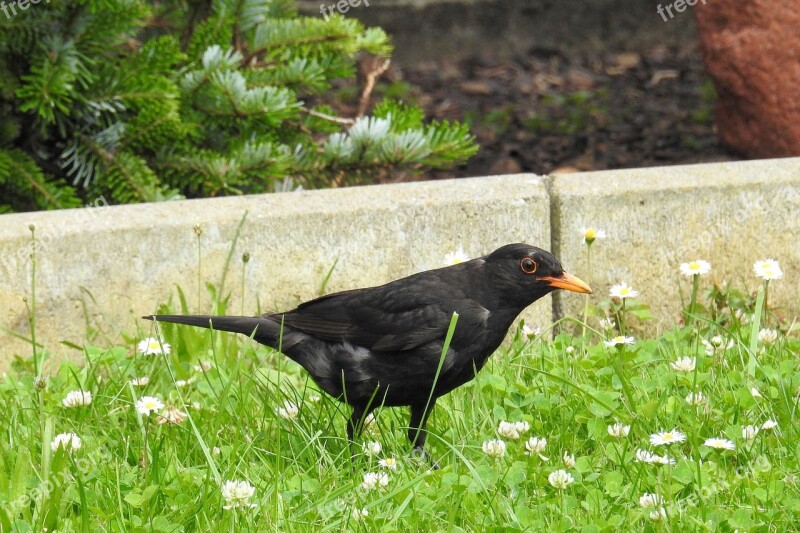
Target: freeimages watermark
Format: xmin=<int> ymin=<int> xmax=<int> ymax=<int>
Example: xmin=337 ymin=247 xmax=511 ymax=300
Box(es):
xmin=0 ymin=0 xmax=50 ymax=20
xmin=319 ymin=0 xmax=368 ymax=20
xmin=657 ymin=0 xmax=707 ymax=22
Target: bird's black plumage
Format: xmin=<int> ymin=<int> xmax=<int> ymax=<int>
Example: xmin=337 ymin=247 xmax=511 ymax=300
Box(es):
xmin=143 ymin=243 xmax=591 ymax=462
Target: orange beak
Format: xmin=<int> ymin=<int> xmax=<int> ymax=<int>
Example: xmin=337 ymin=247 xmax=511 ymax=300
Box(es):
xmin=541 ymin=272 xmax=593 ymax=294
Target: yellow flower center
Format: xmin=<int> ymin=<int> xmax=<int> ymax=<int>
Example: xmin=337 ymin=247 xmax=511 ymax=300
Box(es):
xmin=689 ymin=261 xmax=700 ymax=270
xmin=584 ymin=229 xmax=596 ymax=239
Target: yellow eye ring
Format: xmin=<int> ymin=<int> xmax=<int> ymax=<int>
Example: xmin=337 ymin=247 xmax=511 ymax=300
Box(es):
xmin=520 ymin=257 xmax=537 ymax=274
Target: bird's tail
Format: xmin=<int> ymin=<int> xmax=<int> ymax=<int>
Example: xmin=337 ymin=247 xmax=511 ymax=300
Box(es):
xmin=142 ymin=314 xmax=280 ymax=346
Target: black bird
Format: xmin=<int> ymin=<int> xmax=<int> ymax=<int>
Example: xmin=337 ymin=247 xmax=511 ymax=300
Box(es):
xmin=143 ymin=243 xmax=591 ymax=462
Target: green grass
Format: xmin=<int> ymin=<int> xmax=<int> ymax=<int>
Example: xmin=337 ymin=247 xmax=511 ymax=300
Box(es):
xmin=1 ymin=280 xmax=799 ymax=531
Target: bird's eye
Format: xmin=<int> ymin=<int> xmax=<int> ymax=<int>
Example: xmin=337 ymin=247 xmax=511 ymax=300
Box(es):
xmin=520 ymin=257 xmax=537 ymax=274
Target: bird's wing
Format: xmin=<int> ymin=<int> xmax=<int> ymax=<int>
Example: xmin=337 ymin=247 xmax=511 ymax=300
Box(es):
xmin=272 ymin=270 xmax=487 ymax=353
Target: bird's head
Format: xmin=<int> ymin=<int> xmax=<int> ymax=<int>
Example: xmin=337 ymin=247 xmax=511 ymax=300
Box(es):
xmin=483 ymin=243 xmax=592 ymax=306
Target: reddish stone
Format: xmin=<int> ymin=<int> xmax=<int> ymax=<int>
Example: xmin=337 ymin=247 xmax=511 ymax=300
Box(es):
xmin=694 ymin=1 xmax=800 ymax=158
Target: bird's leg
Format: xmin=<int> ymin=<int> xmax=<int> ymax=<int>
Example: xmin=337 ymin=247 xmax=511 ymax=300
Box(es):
xmin=347 ymin=404 xmax=372 ymax=463
xmin=408 ymin=402 xmax=439 ymax=468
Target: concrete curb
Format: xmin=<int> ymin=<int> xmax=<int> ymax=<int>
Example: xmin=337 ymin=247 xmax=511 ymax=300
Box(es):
xmin=0 ymin=174 xmax=551 ymax=362
xmin=1 ymin=158 xmax=798 ymax=364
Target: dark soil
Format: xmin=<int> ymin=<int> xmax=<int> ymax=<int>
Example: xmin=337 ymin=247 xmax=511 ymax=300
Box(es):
xmin=378 ymin=42 xmax=738 ymax=178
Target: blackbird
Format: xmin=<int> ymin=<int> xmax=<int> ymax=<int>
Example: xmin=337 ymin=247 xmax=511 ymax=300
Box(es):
xmin=143 ymin=243 xmax=591 ymax=462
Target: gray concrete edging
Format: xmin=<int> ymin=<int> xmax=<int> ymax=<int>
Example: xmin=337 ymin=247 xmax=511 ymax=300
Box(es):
xmin=1 ymin=158 xmax=798 ymax=363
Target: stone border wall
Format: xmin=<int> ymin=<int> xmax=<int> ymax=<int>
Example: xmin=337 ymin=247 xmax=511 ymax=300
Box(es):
xmin=1 ymin=158 xmax=798 ymax=364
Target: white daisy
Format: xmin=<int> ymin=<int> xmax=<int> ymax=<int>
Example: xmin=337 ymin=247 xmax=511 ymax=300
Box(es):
xmin=137 ymin=337 xmax=171 ymax=356
xmin=443 ymin=247 xmax=470 ymax=266
xmin=609 ymin=282 xmax=639 ymax=300
xmin=62 ymin=390 xmax=92 ymax=408
xmin=604 ymin=335 xmax=635 ymax=347
xmin=608 ymin=422 xmax=631 ymax=438
xmin=221 ymin=480 xmax=256 ymax=510
xmin=680 ymin=260 xmax=711 ymax=277
xmin=130 ymin=376 xmax=149 ymax=387
xmin=654 ymin=454 xmax=676 ymax=465
xmin=582 ymin=227 xmax=606 ymax=245
xmin=548 ymin=469 xmax=574 ymax=490
xmin=761 ymin=420 xmax=778 ymax=430
xmin=753 ymin=259 xmax=783 ymax=281
xmin=650 ymin=507 xmax=667 ymax=521
xmin=482 ymin=439 xmax=506 ymax=459
xmin=136 ymin=396 xmax=164 ymax=416
xmin=378 ymin=457 xmax=398 ymax=470
xmin=670 ymin=357 xmax=696 ymax=372
xmin=704 ymin=438 xmax=735 ymax=451
xmin=650 ymin=429 xmax=686 ymax=446
xmin=521 ymin=324 xmax=541 ymax=338
xmin=51 ymin=432 xmax=81 ymax=452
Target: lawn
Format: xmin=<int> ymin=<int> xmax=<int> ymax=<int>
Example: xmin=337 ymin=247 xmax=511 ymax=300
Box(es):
xmin=1 ymin=250 xmax=798 ymax=531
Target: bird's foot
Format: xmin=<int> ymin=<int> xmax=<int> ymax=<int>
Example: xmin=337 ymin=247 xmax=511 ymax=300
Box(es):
xmin=411 ymin=446 xmax=440 ymax=470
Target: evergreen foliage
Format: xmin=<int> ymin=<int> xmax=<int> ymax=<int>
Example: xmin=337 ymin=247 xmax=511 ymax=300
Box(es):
xmin=0 ymin=0 xmax=477 ymax=212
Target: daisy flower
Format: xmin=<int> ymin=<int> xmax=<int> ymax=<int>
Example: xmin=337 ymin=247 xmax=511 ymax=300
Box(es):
xmin=378 ymin=457 xmax=398 ymax=470
xmin=609 ymin=281 xmax=639 ymax=300
xmin=221 ymin=480 xmax=256 ymax=510
xmin=604 ymin=335 xmax=635 ymax=347
xmin=137 ymin=337 xmax=171 ymax=356
xmin=680 ymin=260 xmax=711 ymax=277
xmin=704 ymin=438 xmax=735 ymax=451
xmin=361 ymin=472 xmax=389 ymax=491
xmin=51 ymin=432 xmax=81 ymax=452
xmin=548 ymin=469 xmax=574 ymax=490
xmin=650 ymin=507 xmax=667 ymax=521
xmin=753 ymin=259 xmax=782 ymax=280
xmin=650 ymin=429 xmax=686 ymax=446
xmin=635 ymin=449 xmax=658 ymax=463
xmin=761 ymin=420 xmax=778 ymax=430
xmin=521 ymin=324 xmax=541 ymax=338
xmin=443 ymin=247 xmax=470 ymax=266
xmin=482 ymin=439 xmax=506 ymax=459
xmin=670 ymin=357 xmax=696 ymax=372
xmin=608 ymin=422 xmax=631 ymax=438
xmin=136 ymin=396 xmax=164 ymax=416
xmin=582 ymin=227 xmax=606 ymax=245
xmin=62 ymin=390 xmax=92 ymax=408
